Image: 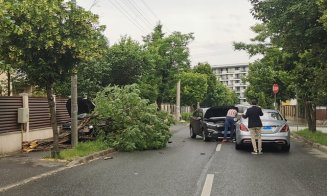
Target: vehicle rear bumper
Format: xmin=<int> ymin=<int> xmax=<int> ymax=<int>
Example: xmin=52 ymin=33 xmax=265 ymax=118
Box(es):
xmin=237 ymin=133 xmax=290 ymax=145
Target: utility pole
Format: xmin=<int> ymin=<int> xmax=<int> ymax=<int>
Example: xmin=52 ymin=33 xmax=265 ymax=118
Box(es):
xmin=175 ymin=80 xmax=181 ymax=121
xmin=71 ymin=0 xmax=78 ymax=147
xmin=296 ymin=93 xmax=299 ymax=131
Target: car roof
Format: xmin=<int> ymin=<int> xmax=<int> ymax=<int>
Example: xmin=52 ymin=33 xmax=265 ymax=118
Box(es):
xmin=243 ymin=107 xmax=279 ymax=113
xmin=262 ymin=109 xmax=280 ymax=113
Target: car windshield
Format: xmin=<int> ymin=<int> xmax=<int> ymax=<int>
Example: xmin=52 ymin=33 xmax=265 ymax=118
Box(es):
xmin=261 ymin=111 xmax=284 ymax=121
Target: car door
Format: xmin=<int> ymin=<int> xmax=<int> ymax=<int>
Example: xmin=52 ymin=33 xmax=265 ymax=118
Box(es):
xmin=190 ymin=109 xmax=202 ymax=134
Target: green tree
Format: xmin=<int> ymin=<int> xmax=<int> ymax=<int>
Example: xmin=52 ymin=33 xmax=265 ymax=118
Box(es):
xmin=178 ymin=71 xmax=208 ymax=108
xmin=143 ymin=23 xmax=194 ymax=106
xmin=107 ymin=36 xmax=151 ymax=86
xmin=246 ymin=0 xmax=327 ymax=131
xmin=193 ymin=62 xmax=237 ymax=107
xmin=0 ymin=0 xmax=107 ymax=156
xmin=234 ymin=24 xmax=296 ymax=108
xmin=93 ymin=84 xmax=174 ymax=151
xmin=54 ymin=35 xmax=109 ymax=99
xmin=0 ymin=62 xmax=15 ymax=96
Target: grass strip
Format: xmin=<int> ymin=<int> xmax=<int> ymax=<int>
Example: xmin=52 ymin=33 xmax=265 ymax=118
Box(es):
xmin=59 ymin=140 xmax=108 ymax=161
xmin=295 ymin=129 xmax=327 ymax=146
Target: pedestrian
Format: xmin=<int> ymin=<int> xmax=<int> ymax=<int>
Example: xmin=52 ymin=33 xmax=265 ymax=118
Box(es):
xmin=242 ymin=99 xmax=264 ymax=154
xmin=223 ymin=108 xmax=238 ymax=142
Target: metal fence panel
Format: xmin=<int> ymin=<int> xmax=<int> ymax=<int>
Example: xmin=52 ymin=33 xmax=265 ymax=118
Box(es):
xmin=0 ymin=96 xmax=22 ymax=133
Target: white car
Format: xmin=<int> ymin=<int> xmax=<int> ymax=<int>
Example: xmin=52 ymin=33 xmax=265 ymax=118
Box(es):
xmin=235 ymin=109 xmax=290 ymax=152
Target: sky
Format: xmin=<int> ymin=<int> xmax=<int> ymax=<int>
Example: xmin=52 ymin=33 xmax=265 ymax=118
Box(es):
xmin=75 ymin=0 xmax=259 ymax=66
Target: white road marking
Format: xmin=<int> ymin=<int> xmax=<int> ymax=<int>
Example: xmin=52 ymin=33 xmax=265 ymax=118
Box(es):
xmin=216 ymin=144 xmax=222 ymax=151
xmin=201 ymin=174 xmax=214 ymax=196
xmin=0 ymin=164 xmax=80 ymax=193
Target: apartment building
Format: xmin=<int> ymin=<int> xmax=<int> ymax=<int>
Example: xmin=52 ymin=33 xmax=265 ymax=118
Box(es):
xmin=212 ymin=63 xmax=249 ymax=104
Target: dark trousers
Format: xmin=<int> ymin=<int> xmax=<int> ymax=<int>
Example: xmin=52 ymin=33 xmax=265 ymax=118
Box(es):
xmin=224 ymin=117 xmax=235 ymax=140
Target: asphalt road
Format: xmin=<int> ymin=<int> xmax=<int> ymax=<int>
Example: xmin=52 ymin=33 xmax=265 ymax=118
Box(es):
xmin=1 ymin=124 xmax=327 ymax=196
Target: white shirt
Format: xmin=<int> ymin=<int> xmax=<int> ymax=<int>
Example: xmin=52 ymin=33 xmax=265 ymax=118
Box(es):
xmin=226 ymin=109 xmax=237 ymax=117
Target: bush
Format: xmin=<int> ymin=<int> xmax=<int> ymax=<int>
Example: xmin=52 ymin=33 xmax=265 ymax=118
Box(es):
xmin=181 ymin=112 xmax=192 ymax=121
xmin=92 ymin=84 xmax=174 ymax=151
xmin=296 ymin=129 xmax=327 ymax=146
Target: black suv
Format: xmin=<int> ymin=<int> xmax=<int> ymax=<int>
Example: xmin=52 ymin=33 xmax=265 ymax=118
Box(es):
xmin=189 ymin=106 xmax=238 ymax=141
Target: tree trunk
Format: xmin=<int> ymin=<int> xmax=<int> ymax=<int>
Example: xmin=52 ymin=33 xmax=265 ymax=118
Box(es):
xmin=46 ymin=85 xmax=60 ymax=158
xmin=7 ymin=69 xmax=11 ymax=96
xmin=305 ymin=101 xmax=316 ymax=132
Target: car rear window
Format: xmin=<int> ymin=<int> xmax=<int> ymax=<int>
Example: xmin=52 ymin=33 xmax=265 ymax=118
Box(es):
xmin=261 ymin=112 xmax=283 ymax=121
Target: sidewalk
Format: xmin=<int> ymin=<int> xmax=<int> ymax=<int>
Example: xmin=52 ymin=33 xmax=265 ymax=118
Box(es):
xmin=0 ymin=151 xmax=67 ymax=191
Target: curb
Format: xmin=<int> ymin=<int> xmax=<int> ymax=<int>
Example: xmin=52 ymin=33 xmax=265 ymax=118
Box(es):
xmin=291 ymin=133 xmax=327 ymax=154
xmin=66 ymin=148 xmax=115 ymax=167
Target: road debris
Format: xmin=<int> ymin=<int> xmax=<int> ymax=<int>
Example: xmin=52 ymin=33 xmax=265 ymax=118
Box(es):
xmin=22 ymin=132 xmax=70 ymax=152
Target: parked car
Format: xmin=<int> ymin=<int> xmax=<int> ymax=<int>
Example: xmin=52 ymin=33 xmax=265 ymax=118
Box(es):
xmin=63 ymin=97 xmax=95 ymax=139
xmin=189 ymin=106 xmax=238 ymax=141
xmin=235 ymin=108 xmax=290 ymax=151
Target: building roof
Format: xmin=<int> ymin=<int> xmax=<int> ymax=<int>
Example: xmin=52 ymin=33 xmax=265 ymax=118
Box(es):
xmin=211 ymin=63 xmax=248 ymax=68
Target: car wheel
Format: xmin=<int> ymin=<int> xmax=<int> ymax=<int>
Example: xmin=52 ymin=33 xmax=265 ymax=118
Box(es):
xmin=190 ymin=126 xmax=196 ymax=139
xmin=235 ymin=142 xmax=242 ymax=150
xmin=282 ymin=144 xmax=290 ymax=152
xmin=202 ymin=130 xmax=209 ymax=142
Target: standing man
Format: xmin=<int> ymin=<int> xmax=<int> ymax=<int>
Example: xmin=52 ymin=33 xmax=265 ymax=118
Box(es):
xmin=223 ymin=108 xmax=238 ymax=142
xmin=242 ymin=99 xmax=264 ymax=154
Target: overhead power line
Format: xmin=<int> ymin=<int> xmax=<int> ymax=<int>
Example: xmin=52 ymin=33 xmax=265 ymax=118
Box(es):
xmin=139 ymin=0 xmax=171 ymax=32
xmin=125 ymin=0 xmax=154 ymax=27
xmin=105 ymin=0 xmax=171 ymax=35
xmin=107 ymin=0 xmax=148 ymax=34
xmin=139 ymin=0 xmax=160 ymax=22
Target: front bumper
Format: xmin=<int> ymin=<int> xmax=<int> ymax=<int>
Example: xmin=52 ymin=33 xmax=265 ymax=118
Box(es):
xmin=206 ymin=127 xmax=232 ymax=139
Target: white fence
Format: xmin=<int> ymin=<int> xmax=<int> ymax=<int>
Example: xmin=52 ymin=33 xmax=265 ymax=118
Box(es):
xmin=160 ymin=103 xmax=191 ymax=115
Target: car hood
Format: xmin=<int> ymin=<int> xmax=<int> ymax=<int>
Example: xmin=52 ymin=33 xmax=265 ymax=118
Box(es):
xmin=204 ymin=106 xmax=238 ymax=119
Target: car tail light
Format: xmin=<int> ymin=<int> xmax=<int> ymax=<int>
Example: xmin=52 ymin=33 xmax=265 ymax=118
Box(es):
xmin=240 ymin=123 xmax=249 ymax=132
xmin=280 ymin=124 xmax=289 ymax=132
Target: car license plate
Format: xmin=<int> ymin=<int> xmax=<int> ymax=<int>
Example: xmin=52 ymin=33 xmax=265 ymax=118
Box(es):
xmin=263 ymin=126 xmax=272 ymax=131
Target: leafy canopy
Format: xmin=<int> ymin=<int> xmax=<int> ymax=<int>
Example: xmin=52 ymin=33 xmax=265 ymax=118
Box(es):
xmin=143 ymin=23 xmax=194 ymax=104
xmin=193 ymin=63 xmax=238 ymax=107
xmin=0 ymin=0 xmax=107 ymax=89
xmin=93 ymin=84 xmax=174 ymax=151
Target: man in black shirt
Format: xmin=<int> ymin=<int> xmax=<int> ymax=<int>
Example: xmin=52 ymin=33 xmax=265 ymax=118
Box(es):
xmin=242 ymin=99 xmax=264 ymax=155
